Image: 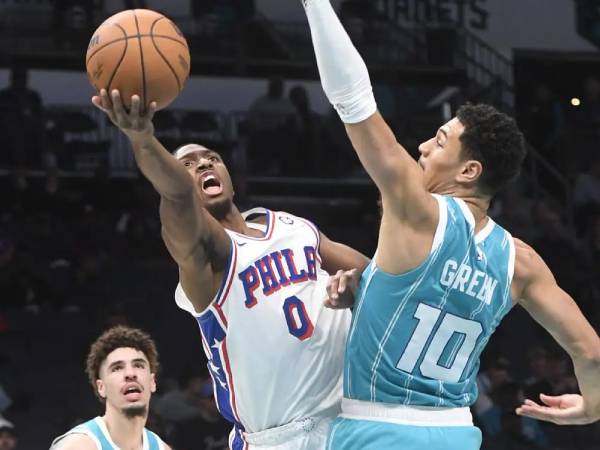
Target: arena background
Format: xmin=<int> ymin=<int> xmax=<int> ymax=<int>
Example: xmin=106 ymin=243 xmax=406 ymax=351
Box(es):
xmin=0 ymin=0 xmax=599 ymax=449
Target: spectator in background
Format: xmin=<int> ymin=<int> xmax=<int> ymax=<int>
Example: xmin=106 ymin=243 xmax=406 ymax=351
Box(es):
xmin=247 ymin=77 xmax=300 ymax=175
xmin=573 ymin=155 xmax=600 ymax=231
xmin=0 ymin=65 xmax=45 ymax=190
xmin=289 ymin=84 xmax=322 ymax=174
xmin=154 ymin=370 xmax=229 ymax=450
xmin=523 ymin=347 xmax=552 ymax=402
xmin=473 ymin=357 xmax=512 ymax=437
xmin=576 ymin=76 xmax=600 ymax=130
xmin=0 ymin=418 xmax=17 ymax=450
xmin=522 ymin=83 xmax=564 ymax=157
xmin=531 ymin=197 xmax=587 ymax=299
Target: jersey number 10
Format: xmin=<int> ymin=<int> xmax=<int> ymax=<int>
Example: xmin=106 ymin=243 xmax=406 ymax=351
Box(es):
xmin=396 ymin=302 xmax=483 ymax=383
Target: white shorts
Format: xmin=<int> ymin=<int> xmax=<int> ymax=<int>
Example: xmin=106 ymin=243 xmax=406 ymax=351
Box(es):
xmin=230 ymin=416 xmax=335 ymax=450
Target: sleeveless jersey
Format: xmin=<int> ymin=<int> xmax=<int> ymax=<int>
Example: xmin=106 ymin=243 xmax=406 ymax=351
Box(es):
xmin=51 ymin=417 xmax=165 ymax=450
xmin=175 ymin=209 xmax=350 ymax=435
xmin=344 ymin=195 xmax=515 ymax=407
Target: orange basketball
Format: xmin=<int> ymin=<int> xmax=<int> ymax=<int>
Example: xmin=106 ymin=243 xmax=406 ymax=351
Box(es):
xmin=86 ymin=9 xmax=190 ymax=110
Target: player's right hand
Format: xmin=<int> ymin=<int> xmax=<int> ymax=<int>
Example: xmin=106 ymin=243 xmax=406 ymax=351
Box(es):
xmin=516 ymin=393 xmax=599 ymax=425
xmin=92 ymin=89 xmax=157 ymax=145
xmin=324 ymin=268 xmax=359 ymax=310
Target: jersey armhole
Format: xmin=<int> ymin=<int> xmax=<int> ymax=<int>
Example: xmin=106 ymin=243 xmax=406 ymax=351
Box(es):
xmin=175 ymin=235 xmax=236 ymax=317
xmin=430 ymin=194 xmax=448 ymax=254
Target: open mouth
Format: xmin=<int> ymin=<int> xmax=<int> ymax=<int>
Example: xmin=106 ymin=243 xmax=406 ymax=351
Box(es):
xmin=122 ymin=384 xmax=142 ymax=401
xmin=201 ymin=173 xmax=223 ymax=196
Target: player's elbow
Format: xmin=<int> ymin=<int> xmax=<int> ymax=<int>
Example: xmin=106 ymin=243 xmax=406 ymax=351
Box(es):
xmin=571 ymin=338 xmax=600 ymax=367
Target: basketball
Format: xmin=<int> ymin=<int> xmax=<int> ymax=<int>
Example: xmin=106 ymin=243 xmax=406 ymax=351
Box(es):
xmin=85 ymin=9 xmax=190 ymax=110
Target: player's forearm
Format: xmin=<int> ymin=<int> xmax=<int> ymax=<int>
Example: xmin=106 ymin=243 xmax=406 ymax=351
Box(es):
xmin=131 ymin=136 xmax=194 ymax=201
xmin=303 ymin=0 xmax=376 ymax=125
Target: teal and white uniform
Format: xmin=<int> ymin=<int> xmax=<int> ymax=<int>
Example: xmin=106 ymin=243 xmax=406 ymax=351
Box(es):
xmin=328 ymin=195 xmax=516 ymax=450
xmin=51 ymin=417 xmax=166 ymax=450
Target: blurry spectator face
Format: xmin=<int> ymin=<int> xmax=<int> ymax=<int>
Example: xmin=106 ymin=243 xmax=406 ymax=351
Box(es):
xmin=584 ymin=77 xmax=600 ymax=100
xmin=0 ymin=429 xmax=17 ymax=450
xmin=528 ymin=352 xmax=548 ymax=378
xmin=534 ymin=199 xmax=562 ymax=231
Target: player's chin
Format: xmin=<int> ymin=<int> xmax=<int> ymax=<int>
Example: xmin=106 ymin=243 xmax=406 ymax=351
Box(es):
xmin=122 ymin=403 xmax=148 ymax=419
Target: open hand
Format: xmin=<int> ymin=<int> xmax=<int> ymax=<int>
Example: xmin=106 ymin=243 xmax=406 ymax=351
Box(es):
xmin=92 ymin=89 xmax=157 ymax=145
xmin=516 ymin=393 xmax=597 ymax=425
xmin=324 ymin=268 xmax=360 ymax=309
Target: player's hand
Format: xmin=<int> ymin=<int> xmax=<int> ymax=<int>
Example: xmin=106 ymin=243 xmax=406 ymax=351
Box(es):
xmin=324 ymin=268 xmax=359 ymax=309
xmin=92 ymin=89 xmax=157 ymax=144
xmin=516 ymin=393 xmax=598 ymax=425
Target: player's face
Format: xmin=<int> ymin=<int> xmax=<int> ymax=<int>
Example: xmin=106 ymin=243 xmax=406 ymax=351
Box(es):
xmin=178 ymin=146 xmax=235 ymax=208
xmin=417 ymin=118 xmax=472 ymax=193
xmin=96 ymin=347 xmax=156 ymax=417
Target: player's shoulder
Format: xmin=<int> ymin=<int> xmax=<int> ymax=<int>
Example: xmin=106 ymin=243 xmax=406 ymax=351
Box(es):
xmin=512 ymin=238 xmax=548 ymax=281
xmin=50 ymin=432 xmax=97 ymax=450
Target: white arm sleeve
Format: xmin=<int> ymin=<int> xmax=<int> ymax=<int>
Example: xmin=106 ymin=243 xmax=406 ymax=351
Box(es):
xmin=303 ymin=0 xmax=377 ymax=124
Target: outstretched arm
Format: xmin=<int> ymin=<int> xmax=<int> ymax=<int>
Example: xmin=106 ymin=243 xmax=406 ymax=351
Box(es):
xmin=514 ymin=239 xmax=600 ymax=425
xmin=93 ymin=90 xmax=230 ymax=311
xmin=302 ymin=0 xmax=437 ymax=220
xmin=302 ymin=0 xmax=438 ymax=273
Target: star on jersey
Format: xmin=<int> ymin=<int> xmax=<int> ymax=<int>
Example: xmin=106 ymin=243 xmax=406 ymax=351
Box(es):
xmin=209 ymin=339 xmax=228 ymax=390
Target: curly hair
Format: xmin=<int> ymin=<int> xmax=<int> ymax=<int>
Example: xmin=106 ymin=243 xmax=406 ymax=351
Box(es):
xmin=85 ymin=326 xmax=160 ymax=400
xmin=456 ymin=104 xmax=526 ymax=195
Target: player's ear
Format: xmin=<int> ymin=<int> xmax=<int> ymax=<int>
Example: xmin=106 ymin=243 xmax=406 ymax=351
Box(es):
xmin=150 ymin=373 xmax=157 ymax=393
xmin=96 ymin=379 xmax=106 ymax=399
xmin=457 ymin=159 xmax=483 ymax=185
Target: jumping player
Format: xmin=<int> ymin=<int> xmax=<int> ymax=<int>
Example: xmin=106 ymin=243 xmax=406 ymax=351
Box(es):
xmin=92 ymin=90 xmax=369 ymax=450
xmin=50 ymin=326 xmax=170 ymax=450
xmin=300 ymin=1 xmax=600 ymax=449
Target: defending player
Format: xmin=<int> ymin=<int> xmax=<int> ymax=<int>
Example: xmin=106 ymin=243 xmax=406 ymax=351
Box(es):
xmin=50 ymin=326 xmax=170 ymax=450
xmin=92 ymin=90 xmax=369 ymax=450
xmin=300 ymin=1 xmax=600 ymax=449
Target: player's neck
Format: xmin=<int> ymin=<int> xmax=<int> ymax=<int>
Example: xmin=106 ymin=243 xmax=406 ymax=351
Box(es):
xmin=458 ymin=194 xmax=491 ymax=232
xmin=102 ymin=411 xmax=146 ymax=450
xmin=219 ymin=206 xmax=264 ymax=238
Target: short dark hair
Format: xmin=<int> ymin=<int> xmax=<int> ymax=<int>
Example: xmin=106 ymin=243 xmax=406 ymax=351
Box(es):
xmin=456 ymin=104 xmax=526 ymax=195
xmin=85 ymin=326 xmax=160 ymax=400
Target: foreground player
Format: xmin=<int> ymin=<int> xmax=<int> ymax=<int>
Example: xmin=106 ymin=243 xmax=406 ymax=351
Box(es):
xmin=92 ymin=90 xmax=369 ymax=449
xmin=51 ymin=326 xmax=169 ymax=450
xmin=301 ymin=1 xmax=600 ymax=449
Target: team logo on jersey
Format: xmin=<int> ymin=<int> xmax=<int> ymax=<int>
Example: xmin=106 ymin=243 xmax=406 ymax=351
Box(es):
xmin=279 ymin=215 xmax=294 ymax=225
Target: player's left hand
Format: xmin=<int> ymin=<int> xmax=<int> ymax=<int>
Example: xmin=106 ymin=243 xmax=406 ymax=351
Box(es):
xmin=324 ymin=268 xmax=359 ymax=309
xmin=516 ymin=393 xmax=597 ymax=425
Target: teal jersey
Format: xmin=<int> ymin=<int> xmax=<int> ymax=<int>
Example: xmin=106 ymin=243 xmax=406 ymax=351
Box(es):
xmin=345 ymin=195 xmax=515 ymax=407
xmin=51 ymin=417 xmax=165 ymax=450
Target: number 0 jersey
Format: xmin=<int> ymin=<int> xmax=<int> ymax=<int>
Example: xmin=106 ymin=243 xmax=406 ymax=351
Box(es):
xmin=345 ymin=195 xmax=515 ymax=407
xmin=175 ymin=209 xmax=350 ymax=435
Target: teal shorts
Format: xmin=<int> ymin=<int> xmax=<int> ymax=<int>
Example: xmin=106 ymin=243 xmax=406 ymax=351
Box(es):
xmin=326 ymin=417 xmax=482 ymax=450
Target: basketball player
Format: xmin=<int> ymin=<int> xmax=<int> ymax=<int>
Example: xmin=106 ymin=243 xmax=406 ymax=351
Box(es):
xmin=300 ymin=1 xmax=600 ymax=449
xmin=92 ymin=89 xmax=369 ymax=449
xmin=50 ymin=326 xmax=170 ymax=450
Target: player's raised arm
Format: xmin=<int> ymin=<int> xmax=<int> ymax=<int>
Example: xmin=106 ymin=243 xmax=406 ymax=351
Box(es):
xmin=92 ymin=89 xmax=230 ymax=310
xmin=302 ymin=0 xmax=437 ymax=225
xmin=514 ymin=239 xmax=600 ymax=425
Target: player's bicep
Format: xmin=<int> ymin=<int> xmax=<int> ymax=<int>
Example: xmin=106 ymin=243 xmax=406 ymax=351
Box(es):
xmin=319 ymin=232 xmax=369 ymax=275
xmin=518 ymin=251 xmax=600 ymax=361
xmin=345 ymin=113 xmax=437 ymax=223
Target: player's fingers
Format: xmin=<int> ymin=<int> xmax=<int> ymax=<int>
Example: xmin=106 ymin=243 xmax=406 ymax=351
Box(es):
xmin=338 ymin=273 xmax=348 ymax=293
xmin=130 ymin=95 xmax=141 ymax=119
xmin=146 ymin=101 xmax=158 ymax=121
xmin=99 ymin=89 xmax=113 ymax=111
xmin=539 ymin=394 xmax=563 ymax=407
xmin=326 ymin=274 xmax=340 ymax=300
xmin=111 ymin=89 xmax=127 ymax=118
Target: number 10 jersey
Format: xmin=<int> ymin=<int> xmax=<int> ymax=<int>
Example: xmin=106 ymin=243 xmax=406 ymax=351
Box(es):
xmin=345 ymin=195 xmax=516 ymax=408
xmin=175 ymin=209 xmax=350 ymax=434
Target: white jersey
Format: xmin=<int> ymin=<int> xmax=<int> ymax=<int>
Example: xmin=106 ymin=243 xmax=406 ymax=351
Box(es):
xmin=175 ymin=209 xmax=350 ymax=439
